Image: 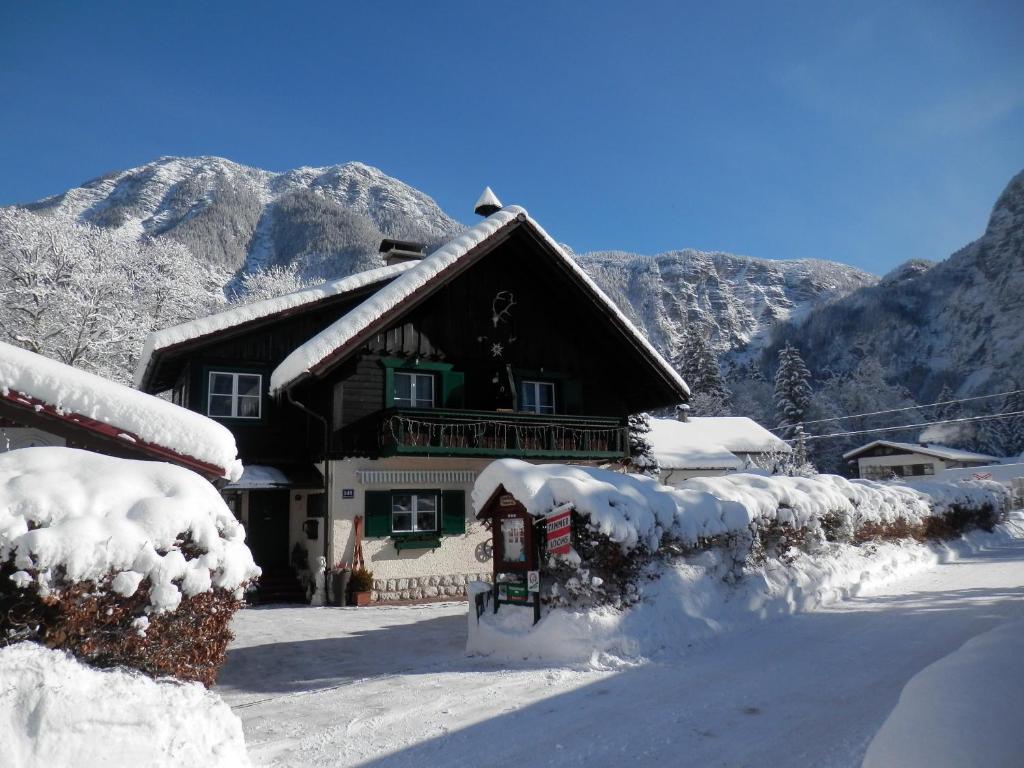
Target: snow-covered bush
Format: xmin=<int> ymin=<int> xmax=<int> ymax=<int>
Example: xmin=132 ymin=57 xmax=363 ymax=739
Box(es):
xmin=0 ymin=642 xmax=251 ymax=768
xmin=0 ymin=447 xmax=260 ymax=686
xmin=473 ymin=460 xmax=1008 ymax=611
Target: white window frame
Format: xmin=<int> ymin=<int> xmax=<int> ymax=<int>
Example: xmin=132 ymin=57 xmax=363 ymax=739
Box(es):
xmin=520 ymin=380 xmax=556 ymax=415
xmin=393 ymin=372 xmax=435 ymax=409
xmin=207 ymin=371 xmax=262 ymax=419
xmin=391 ymin=491 xmax=439 ymax=533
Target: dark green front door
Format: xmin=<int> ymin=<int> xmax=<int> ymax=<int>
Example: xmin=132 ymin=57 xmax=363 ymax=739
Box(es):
xmin=247 ymin=490 xmax=290 ymax=571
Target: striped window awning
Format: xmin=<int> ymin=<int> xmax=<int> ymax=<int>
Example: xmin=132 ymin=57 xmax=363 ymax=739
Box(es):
xmin=356 ymin=469 xmax=477 ymax=486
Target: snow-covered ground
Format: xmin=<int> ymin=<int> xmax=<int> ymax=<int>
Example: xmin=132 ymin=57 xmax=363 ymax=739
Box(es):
xmin=218 ymin=520 xmax=1024 ymax=767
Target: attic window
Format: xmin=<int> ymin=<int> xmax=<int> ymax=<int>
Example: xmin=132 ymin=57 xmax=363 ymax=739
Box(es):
xmin=208 ymin=372 xmax=262 ymax=419
xmin=520 ymin=381 xmax=555 ymax=415
xmin=394 ymin=372 xmax=434 ymax=409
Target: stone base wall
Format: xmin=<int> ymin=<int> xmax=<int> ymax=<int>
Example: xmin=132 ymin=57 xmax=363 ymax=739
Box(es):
xmin=372 ymin=572 xmax=493 ymax=602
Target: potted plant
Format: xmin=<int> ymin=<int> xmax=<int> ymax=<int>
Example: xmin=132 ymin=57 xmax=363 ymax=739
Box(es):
xmin=330 ymin=562 xmax=351 ymax=607
xmin=349 ymin=567 xmax=374 ymax=606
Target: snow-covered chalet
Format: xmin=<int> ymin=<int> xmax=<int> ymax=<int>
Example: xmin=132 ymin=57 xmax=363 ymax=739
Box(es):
xmin=134 ymin=193 xmax=689 ymax=602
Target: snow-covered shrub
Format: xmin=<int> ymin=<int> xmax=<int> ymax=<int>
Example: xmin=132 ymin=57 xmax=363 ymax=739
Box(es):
xmin=473 ymin=460 xmax=1009 ymax=612
xmin=0 ymin=448 xmax=260 ymax=686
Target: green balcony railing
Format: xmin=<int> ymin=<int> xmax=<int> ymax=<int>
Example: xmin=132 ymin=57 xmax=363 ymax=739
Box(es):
xmin=369 ymin=408 xmax=627 ymax=459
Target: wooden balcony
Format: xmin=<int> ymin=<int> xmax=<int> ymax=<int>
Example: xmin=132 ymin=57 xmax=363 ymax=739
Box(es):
xmin=334 ymin=408 xmax=628 ymax=460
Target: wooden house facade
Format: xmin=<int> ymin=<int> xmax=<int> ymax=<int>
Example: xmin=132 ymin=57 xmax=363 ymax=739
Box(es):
xmin=135 ymin=202 xmax=688 ymax=601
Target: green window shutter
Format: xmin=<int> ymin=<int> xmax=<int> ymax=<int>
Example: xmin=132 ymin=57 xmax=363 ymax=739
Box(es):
xmin=441 ymin=370 xmax=465 ymax=408
xmin=441 ymin=490 xmax=466 ymax=534
xmin=364 ymin=491 xmax=392 ymax=536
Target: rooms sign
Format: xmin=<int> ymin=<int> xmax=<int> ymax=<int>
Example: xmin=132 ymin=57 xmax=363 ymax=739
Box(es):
xmin=546 ymin=507 xmax=572 ymax=555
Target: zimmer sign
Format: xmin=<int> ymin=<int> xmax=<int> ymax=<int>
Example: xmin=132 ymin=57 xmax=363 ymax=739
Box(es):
xmin=546 ymin=506 xmax=572 ymax=556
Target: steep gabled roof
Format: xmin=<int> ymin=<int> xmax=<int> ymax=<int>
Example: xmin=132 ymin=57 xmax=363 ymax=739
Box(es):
xmin=270 ymin=206 xmax=689 ymax=398
xmin=842 ymin=440 xmax=1001 ymax=463
xmin=1 ymin=341 xmax=240 ymax=481
xmin=134 ymin=262 xmax=415 ymax=389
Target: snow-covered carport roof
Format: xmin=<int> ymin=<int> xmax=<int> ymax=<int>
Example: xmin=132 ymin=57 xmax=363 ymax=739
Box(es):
xmin=269 ymin=205 xmax=689 ymax=399
xmin=0 ymin=341 xmax=241 ymax=482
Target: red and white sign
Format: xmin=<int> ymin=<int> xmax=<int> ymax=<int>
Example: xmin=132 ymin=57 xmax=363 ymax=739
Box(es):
xmin=972 ymin=472 xmax=993 ymax=481
xmin=546 ymin=507 xmax=572 ymax=556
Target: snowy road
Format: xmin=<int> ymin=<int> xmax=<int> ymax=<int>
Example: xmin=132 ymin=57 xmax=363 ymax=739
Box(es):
xmin=218 ymin=530 xmax=1024 ymax=768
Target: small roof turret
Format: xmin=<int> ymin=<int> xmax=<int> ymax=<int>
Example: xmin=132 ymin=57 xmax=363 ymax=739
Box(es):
xmin=474 ymin=186 xmax=502 ymax=217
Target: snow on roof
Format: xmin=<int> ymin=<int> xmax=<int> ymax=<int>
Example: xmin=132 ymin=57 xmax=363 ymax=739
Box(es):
xmin=269 ymin=206 xmax=689 ymax=396
xmin=474 ymin=185 xmax=502 ymax=212
xmin=1 ymin=340 xmax=241 ymax=480
xmin=648 ymin=417 xmax=789 ymax=469
xmin=0 ymin=447 xmax=259 ymax=612
xmin=133 ymin=262 xmax=415 ymax=388
xmin=472 ymin=459 xmax=1002 ymax=555
xmin=842 ymin=440 xmax=1001 ymax=463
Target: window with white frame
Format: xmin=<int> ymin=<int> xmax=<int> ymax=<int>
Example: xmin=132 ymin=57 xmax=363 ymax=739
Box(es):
xmin=393 ymin=372 xmax=434 ymax=408
xmin=391 ymin=491 xmax=438 ymax=533
xmin=207 ymin=372 xmax=262 ymax=419
xmin=520 ymin=380 xmax=555 ymax=414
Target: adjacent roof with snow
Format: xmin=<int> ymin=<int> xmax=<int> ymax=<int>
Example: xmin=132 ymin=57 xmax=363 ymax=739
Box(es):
xmin=134 ymin=262 xmax=415 ymax=389
xmin=842 ymin=440 xmax=1001 ymax=463
xmin=648 ymin=416 xmax=790 ymax=470
xmin=269 ymin=206 xmax=689 ymax=398
xmin=0 ymin=340 xmax=241 ymax=481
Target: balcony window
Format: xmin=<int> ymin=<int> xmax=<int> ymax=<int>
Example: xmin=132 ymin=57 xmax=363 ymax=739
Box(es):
xmin=394 ymin=372 xmax=434 ymax=408
xmin=391 ymin=492 xmax=438 ymax=533
xmin=520 ymin=380 xmax=556 ymax=415
xmin=207 ymin=372 xmax=262 ymax=419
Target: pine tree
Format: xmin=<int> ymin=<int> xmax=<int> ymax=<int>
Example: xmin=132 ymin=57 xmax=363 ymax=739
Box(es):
xmin=933 ymin=384 xmax=961 ymax=423
xmin=672 ymin=325 xmax=730 ymax=416
xmin=773 ymin=343 xmax=813 ymax=440
xmin=626 ymin=412 xmax=659 ymax=477
xmin=998 ymin=385 xmax=1024 ymax=457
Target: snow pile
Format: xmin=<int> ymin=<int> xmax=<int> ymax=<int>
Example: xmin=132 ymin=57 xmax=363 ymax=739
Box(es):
xmin=0 ymin=447 xmax=259 ymax=612
xmin=0 ymin=642 xmax=251 ymax=768
xmin=468 ymin=512 xmax=1024 ymax=664
xmin=0 ymin=340 xmax=241 ymax=480
xmin=472 ymin=460 xmax=1006 ymax=556
xmin=134 ymin=263 xmax=414 ymax=387
xmin=648 ymin=416 xmax=789 ymax=470
xmin=863 ymin=617 xmax=1024 ymax=768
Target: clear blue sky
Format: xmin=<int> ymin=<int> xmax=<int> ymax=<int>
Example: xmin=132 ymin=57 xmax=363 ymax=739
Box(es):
xmin=1 ymin=1 xmax=1022 ymax=274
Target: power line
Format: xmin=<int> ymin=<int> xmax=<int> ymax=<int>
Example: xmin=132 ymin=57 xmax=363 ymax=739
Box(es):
xmin=770 ymin=387 xmax=1024 ymax=433
xmin=788 ymin=409 xmax=1024 ymax=443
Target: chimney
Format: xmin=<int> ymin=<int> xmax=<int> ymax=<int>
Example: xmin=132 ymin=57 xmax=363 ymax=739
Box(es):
xmin=474 ymin=186 xmax=502 ymax=217
xmin=379 ymin=238 xmax=426 ymax=266
xmin=675 ymin=403 xmax=690 ymax=423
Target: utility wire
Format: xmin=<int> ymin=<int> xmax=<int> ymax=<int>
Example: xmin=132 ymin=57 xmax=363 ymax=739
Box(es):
xmin=787 ymin=409 xmax=1024 ymax=443
xmin=770 ymin=387 xmax=1024 ymax=433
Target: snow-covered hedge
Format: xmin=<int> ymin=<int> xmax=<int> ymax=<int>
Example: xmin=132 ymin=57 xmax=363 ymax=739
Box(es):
xmin=0 ymin=642 xmax=251 ymax=768
xmin=0 ymin=447 xmax=260 ymax=686
xmin=472 ymin=460 xmax=1008 ymax=610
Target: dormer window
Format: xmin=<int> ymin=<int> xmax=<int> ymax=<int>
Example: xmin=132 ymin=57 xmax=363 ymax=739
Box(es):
xmin=393 ymin=372 xmax=434 ymax=408
xmin=520 ymin=380 xmax=555 ymax=415
xmin=207 ymin=372 xmax=262 ymax=419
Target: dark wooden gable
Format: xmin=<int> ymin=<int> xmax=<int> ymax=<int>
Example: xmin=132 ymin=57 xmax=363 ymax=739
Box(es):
xmin=316 ymin=225 xmax=683 ymax=418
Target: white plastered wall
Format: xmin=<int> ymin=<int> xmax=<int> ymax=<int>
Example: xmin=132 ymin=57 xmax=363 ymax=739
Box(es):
xmin=328 ymin=456 xmax=495 ymax=593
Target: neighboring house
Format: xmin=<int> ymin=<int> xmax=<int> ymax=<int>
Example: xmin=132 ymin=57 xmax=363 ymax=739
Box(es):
xmin=0 ymin=339 xmax=240 ymax=483
xmin=648 ymin=416 xmax=791 ymax=484
xmin=842 ymin=440 xmax=1001 ymax=481
xmin=936 ymin=461 xmax=1024 ymax=510
xmin=134 ymin=199 xmax=689 ymax=602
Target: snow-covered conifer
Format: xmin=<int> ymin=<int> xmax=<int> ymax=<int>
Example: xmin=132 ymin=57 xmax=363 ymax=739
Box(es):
xmin=773 ymin=343 xmax=813 ymax=440
xmin=626 ymin=412 xmax=659 ymax=477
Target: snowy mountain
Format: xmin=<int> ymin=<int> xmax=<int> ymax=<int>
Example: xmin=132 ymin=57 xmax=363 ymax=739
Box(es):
xmin=6 ymin=155 xmax=876 ymax=368
xmin=769 ymin=169 xmax=1024 ymax=399
xmin=22 ymin=156 xmax=463 ymax=278
xmin=577 ymin=249 xmax=875 ymax=362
